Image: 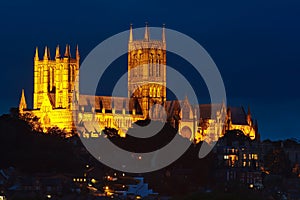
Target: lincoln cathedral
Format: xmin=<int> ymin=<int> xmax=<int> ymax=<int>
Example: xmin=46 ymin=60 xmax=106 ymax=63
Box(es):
xmin=19 ymin=24 xmax=259 ymax=143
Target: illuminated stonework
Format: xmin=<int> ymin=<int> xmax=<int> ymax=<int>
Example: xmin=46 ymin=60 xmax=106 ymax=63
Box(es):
xmin=18 ymin=24 xmax=258 ymax=141
xmin=19 ymin=45 xmax=79 ymax=132
xmin=128 ymin=24 xmax=166 ymax=118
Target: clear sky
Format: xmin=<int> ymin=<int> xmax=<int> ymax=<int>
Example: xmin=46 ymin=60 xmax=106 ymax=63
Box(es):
xmin=0 ymin=0 xmax=299 ymax=140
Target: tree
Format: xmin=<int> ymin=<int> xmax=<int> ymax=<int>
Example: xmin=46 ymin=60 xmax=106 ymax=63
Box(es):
xmin=47 ymin=126 xmax=68 ymax=138
xmin=18 ymin=111 xmax=42 ymax=132
xmin=264 ymin=148 xmax=291 ymax=176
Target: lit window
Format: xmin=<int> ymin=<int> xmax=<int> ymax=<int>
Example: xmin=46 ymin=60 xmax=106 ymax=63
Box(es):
xmin=224 ymin=155 xmax=229 ymax=159
xmin=252 ymin=154 xmax=258 ymax=160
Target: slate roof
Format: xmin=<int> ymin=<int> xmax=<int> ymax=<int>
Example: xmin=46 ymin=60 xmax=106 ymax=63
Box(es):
xmin=229 ymin=106 xmax=248 ymax=125
xmin=77 ymin=95 xmax=249 ymax=125
xmin=198 ymin=104 xmax=223 ymax=119
xmin=79 ymin=95 xmax=142 ymax=114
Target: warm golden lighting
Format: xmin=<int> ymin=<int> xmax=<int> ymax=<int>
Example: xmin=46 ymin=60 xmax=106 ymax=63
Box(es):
xmin=18 ymin=25 xmax=258 ymax=143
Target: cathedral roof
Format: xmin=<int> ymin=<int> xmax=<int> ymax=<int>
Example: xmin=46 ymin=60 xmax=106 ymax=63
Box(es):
xmin=198 ymin=104 xmax=223 ymax=119
xmin=229 ymin=106 xmax=248 ymax=125
xmin=79 ymin=95 xmax=142 ymax=114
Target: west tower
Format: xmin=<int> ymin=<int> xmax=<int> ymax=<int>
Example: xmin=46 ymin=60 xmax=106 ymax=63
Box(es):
xmin=33 ymin=45 xmax=80 ymax=110
xmin=128 ymin=24 xmax=167 ymax=118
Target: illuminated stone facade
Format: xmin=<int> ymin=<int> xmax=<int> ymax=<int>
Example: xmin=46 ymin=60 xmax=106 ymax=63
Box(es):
xmin=19 ymin=24 xmax=258 ymax=141
xmin=19 ymin=45 xmax=79 ymax=132
xmin=128 ymin=24 xmax=166 ymax=118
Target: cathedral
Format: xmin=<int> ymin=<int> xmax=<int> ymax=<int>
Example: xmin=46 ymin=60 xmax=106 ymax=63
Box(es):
xmin=19 ymin=24 xmax=259 ymax=142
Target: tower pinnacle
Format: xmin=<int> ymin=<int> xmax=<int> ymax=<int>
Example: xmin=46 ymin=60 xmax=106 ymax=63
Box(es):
xmin=64 ymin=44 xmax=71 ymax=57
xmin=19 ymin=89 xmax=27 ymax=111
xmin=76 ymin=44 xmax=80 ymax=60
xmin=43 ymin=46 xmax=49 ymax=60
xmin=162 ymin=24 xmax=166 ymax=43
xmin=247 ymin=105 xmax=251 ymax=116
xmin=55 ymin=45 xmax=60 ymax=58
xmin=129 ymin=23 xmax=133 ymax=42
xmin=34 ymin=47 xmax=39 ymax=61
xmin=144 ymin=22 xmax=150 ymax=41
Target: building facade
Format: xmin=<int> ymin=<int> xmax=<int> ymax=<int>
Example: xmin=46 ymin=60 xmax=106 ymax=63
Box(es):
xmin=19 ymin=24 xmax=259 ymax=142
xmin=20 ymin=45 xmax=79 ymax=132
xmin=213 ymin=130 xmax=263 ymax=188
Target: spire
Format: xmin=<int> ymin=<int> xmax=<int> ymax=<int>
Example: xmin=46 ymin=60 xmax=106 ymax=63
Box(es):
xmin=48 ymin=47 xmax=51 ymax=59
xmin=247 ymin=105 xmax=251 ymax=116
xmin=129 ymin=23 xmax=133 ymax=42
xmin=254 ymin=119 xmax=259 ymax=141
xmin=64 ymin=44 xmax=71 ymax=57
xmin=34 ymin=47 xmax=39 ymax=61
xmin=55 ymin=45 xmax=60 ymax=58
xmin=254 ymin=119 xmax=258 ymax=132
xmin=184 ymin=95 xmax=189 ymax=102
xmin=19 ymin=89 xmax=27 ymax=111
xmin=246 ymin=105 xmax=252 ymax=125
xmin=162 ymin=24 xmax=166 ymax=43
xmin=144 ymin=22 xmax=149 ymax=41
xmin=76 ymin=44 xmax=80 ymax=59
xmin=43 ymin=46 xmax=49 ymax=60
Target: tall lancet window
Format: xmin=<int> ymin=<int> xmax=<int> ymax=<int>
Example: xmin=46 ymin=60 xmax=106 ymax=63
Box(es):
xmin=157 ymin=87 xmax=160 ymax=97
xmin=149 ymin=87 xmax=152 ymax=97
xmin=39 ymin=66 xmax=43 ymax=92
xmin=133 ymin=54 xmax=138 ymax=77
xmin=149 ymin=53 xmax=154 ymax=77
xmin=49 ymin=67 xmax=52 ymax=92
xmin=139 ymin=53 xmax=143 ymax=77
xmin=157 ymin=54 xmax=161 ymax=77
xmin=51 ymin=67 xmax=55 ymax=92
xmin=59 ymin=65 xmax=63 ymax=90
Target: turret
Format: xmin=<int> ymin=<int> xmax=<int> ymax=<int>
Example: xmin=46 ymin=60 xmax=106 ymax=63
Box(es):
xmin=247 ymin=105 xmax=252 ymax=125
xmin=43 ymin=46 xmax=49 ymax=60
xmin=19 ymin=89 xmax=27 ymax=113
xmin=55 ymin=45 xmax=60 ymax=59
xmin=64 ymin=44 xmax=71 ymax=58
xmin=76 ymin=44 xmax=80 ymax=60
xmin=144 ymin=22 xmax=149 ymax=41
xmin=162 ymin=24 xmax=166 ymax=43
xmin=129 ymin=23 xmax=133 ymax=42
xmin=34 ymin=47 xmax=39 ymax=61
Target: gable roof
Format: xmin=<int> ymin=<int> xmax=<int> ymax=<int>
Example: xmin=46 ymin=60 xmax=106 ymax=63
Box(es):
xmin=229 ymin=106 xmax=248 ymax=125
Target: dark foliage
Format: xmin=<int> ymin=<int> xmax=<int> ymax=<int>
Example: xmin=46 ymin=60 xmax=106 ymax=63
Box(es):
xmin=0 ymin=113 xmax=85 ymax=173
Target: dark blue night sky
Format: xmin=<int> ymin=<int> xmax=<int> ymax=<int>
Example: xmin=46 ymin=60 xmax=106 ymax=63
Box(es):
xmin=0 ymin=0 xmax=299 ymax=140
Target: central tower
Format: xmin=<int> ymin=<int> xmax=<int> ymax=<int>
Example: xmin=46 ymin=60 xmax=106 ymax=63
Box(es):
xmin=128 ymin=24 xmax=167 ymax=118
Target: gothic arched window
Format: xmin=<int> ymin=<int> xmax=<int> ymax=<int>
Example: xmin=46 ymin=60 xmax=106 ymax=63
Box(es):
xmin=149 ymin=87 xmax=152 ymax=97
xmin=157 ymin=87 xmax=160 ymax=97
xmin=157 ymin=54 xmax=161 ymax=77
